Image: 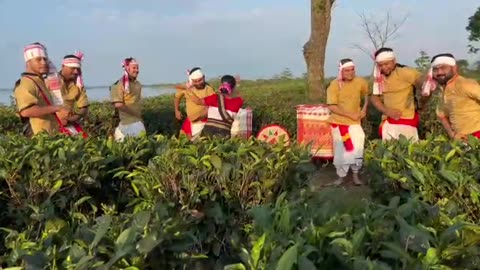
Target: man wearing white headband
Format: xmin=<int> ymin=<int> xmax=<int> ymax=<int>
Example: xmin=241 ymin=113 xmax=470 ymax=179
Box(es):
xmin=430 ymin=53 xmax=480 ymax=140
xmin=60 ymin=53 xmax=89 ymax=125
xmin=174 ymin=67 xmax=215 ymax=140
xmin=370 ymin=47 xmax=423 ymax=142
xmin=13 ymin=42 xmax=70 ymax=136
xmin=326 ymin=58 xmax=369 ymax=186
xmin=110 ymin=57 xmax=145 ymax=142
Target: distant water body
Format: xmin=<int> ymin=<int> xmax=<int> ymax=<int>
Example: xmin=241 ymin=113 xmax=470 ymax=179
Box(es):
xmin=0 ymin=86 xmax=175 ymax=106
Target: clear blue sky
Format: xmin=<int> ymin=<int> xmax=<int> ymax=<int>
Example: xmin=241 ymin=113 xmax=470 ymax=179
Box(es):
xmin=0 ymin=0 xmax=478 ymax=87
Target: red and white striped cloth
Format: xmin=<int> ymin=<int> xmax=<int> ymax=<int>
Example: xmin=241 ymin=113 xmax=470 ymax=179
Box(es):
xmin=62 ymin=51 xmax=84 ymax=88
xmin=296 ymin=104 xmax=333 ymax=159
xmin=231 ymin=107 xmax=253 ymax=138
xmin=122 ymin=58 xmax=138 ymax=93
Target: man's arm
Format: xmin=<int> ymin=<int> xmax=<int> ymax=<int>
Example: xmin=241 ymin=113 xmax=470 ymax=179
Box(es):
xmin=369 ymin=95 xmax=387 ymax=114
xmin=328 ymin=105 xmax=358 ymax=121
xmin=438 ymin=115 xmax=455 ymax=138
xmin=20 ymin=105 xmax=60 ymax=118
xmin=15 ymin=81 xmax=62 ymax=118
xmin=110 ymin=83 xmax=142 ymax=118
xmin=67 ymin=107 xmax=88 ymax=122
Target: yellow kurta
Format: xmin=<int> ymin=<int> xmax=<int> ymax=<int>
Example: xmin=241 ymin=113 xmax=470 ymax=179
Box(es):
xmin=371 ymin=66 xmax=421 ymax=119
xmin=61 ymin=80 xmax=89 ymax=114
xmin=14 ymin=73 xmax=58 ymax=135
xmin=110 ymin=80 xmax=142 ymax=125
xmin=175 ymin=84 xmax=215 ymax=122
xmin=436 ymin=75 xmax=480 ymax=135
xmin=327 ymin=77 xmax=369 ymax=125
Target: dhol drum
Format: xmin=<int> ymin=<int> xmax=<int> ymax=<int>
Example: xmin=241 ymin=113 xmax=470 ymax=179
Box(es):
xmin=256 ymin=124 xmax=290 ymax=146
xmin=296 ymin=104 xmax=333 ymax=159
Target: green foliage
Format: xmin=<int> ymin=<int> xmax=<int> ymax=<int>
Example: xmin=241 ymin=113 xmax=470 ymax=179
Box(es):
xmin=2 ymin=79 xmax=480 ymax=269
xmin=365 ymin=135 xmax=480 ymax=224
xmin=414 ymin=51 xmax=431 ymax=73
xmin=466 ymin=6 xmax=480 ymax=54
xmin=0 ymin=134 xmax=314 ymax=269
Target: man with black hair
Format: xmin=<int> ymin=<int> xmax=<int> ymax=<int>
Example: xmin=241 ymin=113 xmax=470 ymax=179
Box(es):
xmin=14 ymin=42 xmax=70 ymax=136
xmin=110 ymin=57 xmax=145 ymax=141
xmin=60 ymin=53 xmax=89 ymax=127
xmin=326 ymin=58 xmax=368 ymax=186
xmin=174 ymin=67 xmax=215 ymax=140
xmin=370 ymin=47 xmax=424 ymax=141
xmin=423 ymin=53 xmax=480 ymax=139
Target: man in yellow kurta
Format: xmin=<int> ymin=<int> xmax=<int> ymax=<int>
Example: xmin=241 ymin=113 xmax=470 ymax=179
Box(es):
xmin=174 ymin=67 xmax=215 ymax=140
xmin=327 ymin=58 xmax=369 ymax=186
xmin=60 ymin=54 xmax=89 ymax=135
xmin=425 ymin=53 xmax=480 ymax=139
xmin=370 ymin=47 xmax=424 ymax=141
xmin=110 ymin=57 xmax=145 ymax=142
xmin=14 ymin=43 xmax=69 ymax=136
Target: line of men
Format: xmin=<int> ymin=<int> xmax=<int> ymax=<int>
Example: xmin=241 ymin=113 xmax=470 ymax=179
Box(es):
xmin=14 ymin=42 xmax=219 ymax=142
xmin=13 ymin=42 xmax=480 ymax=183
xmin=327 ymin=47 xmax=480 ymax=186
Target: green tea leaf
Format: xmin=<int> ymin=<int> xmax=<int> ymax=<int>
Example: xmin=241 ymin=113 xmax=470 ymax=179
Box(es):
xmin=90 ymin=215 xmax=112 ymax=249
xmin=275 ymin=244 xmax=298 ymax=270
xmin=223 ymin=264 xmax=247 ymax=270
xmin=252 ymin=233 xmax=266 ymax=267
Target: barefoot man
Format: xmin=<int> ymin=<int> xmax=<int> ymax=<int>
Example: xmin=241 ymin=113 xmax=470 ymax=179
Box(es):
xmin=327 ymin=58 xmax=369 ymax=186
xmin=370 ymin=47 xmax=424 ymax=141
xmin=174 ymin=67 xmax=215 ymax=140
xmin=14 ymin=43 xmax=70 ymax=137
xmin=424 ymin=53 xmax=480 ymax=140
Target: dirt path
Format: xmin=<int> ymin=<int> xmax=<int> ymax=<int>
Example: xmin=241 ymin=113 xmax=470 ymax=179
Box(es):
xmin=308 ymin=162 xmax=372 ymax=203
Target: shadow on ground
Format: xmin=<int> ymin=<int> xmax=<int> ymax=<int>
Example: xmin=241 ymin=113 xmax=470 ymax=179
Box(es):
xmin=308 ymin=161 xmax=372 ymax=205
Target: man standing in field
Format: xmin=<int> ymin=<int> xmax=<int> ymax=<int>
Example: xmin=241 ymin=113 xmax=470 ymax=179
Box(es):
xmin=59 ymin=53 xmax=89 ymax=136
xmin=110 ymin=57 xmax=145 ymax=141
xmin=174 ymin=67 xmax=215 ymax=140
xmin=424 ymin=53 xmax=480 ymax=139
xmin=14 ymin=42 xmax=70 ymax=136
xmin=326 ymin=58 xmax=369 ymax=186
xmin=370 ymin=47 xmax=424 ymax=141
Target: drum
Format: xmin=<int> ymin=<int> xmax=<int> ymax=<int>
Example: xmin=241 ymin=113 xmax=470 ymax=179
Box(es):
xmin=256 ymin=124 xmax=290 ymax=146
xmin=296 ymin=104 xmax=333 ymax=159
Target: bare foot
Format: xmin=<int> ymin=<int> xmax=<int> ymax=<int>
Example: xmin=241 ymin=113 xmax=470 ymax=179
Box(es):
xmin=352 ymin=173 xmax=363 ymax=186
xmin=326 ymin=178 xmax=344 ymax=186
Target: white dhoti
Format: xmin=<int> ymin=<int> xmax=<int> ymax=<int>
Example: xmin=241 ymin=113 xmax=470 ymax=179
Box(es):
xmin=114 ymin=121 xmax=146 ymax=142
xmin=191 ymin=121 xmax=205 ymax=140
xmin=331 ymin=124 xmax=365 ymax=178
xmin=381 ymin=121 xmax=418 ymax=142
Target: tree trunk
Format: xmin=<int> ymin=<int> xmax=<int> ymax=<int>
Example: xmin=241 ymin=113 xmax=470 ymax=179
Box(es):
xmin=303 ymin=0 xmax=334 ymax=102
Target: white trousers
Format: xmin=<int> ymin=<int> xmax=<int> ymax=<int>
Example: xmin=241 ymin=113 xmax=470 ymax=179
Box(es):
xmin=382 ymin=121 xmax=419 ymax=142
xmin=114 ymin=121 xmax=146 ymax=142
xmin=332 ymin=124 xmax=365 ymax=178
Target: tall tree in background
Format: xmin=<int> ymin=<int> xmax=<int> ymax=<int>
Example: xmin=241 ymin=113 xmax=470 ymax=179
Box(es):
xmin=414 ymin=51 xmax=431 ymax=72
xmin=352 ymin=12 xmax=408 ymax=58
xmin=303 ymin=0 xmax=335 ymax=102
xmin=466 ymin=7 xmax=480 ymax=54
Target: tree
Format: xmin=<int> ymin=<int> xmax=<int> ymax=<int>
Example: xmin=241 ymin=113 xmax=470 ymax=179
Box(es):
xmin=303 ymin=0 xmax=335 ymax=102
xmin=456 ymin=59 xmax=470 ymax=75
xmin=466 ymin=7 xmax=480 ymax=54
xmin=414 ymin=51 xmax=431 ymax=72
xmin=352 ymin=12 xmax=409 ymax=58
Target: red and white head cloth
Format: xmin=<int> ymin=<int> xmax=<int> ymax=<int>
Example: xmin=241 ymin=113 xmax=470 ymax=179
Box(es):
xmin=122 ymin=57 xmax=138 ymax=93
xmin=337 ymin=60 xmax=355 ymax=88
xmin=23 ymin=43 xmax=47 ymax=63
xmin=63 ymin=51 xmax=85 ymax=88
xmin=421 ymin=54 xmax=456 ymax=96
xmin=372 ymin=50 xmax=395 ymax=95
xmin=186 ymin=68 xmax=204 ymax=88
